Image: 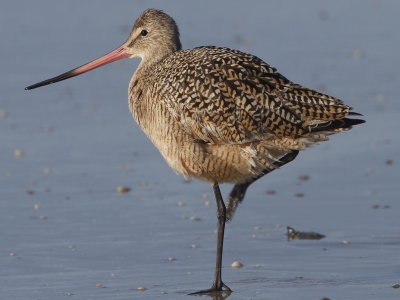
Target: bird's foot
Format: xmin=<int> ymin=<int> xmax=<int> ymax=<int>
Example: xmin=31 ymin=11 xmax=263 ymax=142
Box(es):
xmin=189 ymin=281 xmax=232 ymax=296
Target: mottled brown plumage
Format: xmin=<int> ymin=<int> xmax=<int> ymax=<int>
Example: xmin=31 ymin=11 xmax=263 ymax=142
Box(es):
xmin=26 ymin=8 xmax=364 ymax=295
xmin=128 ymin=13 xmax=363 ymax=185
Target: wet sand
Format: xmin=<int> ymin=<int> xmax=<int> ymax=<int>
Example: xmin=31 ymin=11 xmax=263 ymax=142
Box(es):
xmin=1 ymin=1 xmax=399 ymax=299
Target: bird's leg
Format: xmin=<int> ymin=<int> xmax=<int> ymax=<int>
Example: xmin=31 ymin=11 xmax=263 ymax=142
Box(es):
xmin=226 ymin=150 xmax=299 ymax=221
xmin=211 ymin=183 xmax=231 ymax=292
xmin=190 ymin=151 xmax=299 ymax=295
xmin=189 ymin=183 xmax=232 ymax=296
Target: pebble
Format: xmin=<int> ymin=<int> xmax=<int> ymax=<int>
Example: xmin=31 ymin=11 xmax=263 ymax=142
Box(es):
xmin=9 ymin=252 xmax=17 ymax=257
xmin=177 ymin=201 xmax=186 ymax=207
xmin=26 ymin=190 xmax=35 ymax=195
xmin=39 ymin=215 xmax=48 ymax=220
xmin=372 ymin=204 xmax=390 ymax=209
xmin=385 ymin=159 xmax=394 ymax=165
xmin=167 ymin=257 xmax=176 ymax=262
xmin=137 ymin=286 xmax=147 ymax=291
xmin=392 ymin=283 xmax=400 ymax=289
xmin=116 ymin=186 xmax=131 ymax=194
xmin=231 ymin=261 xmax=244 ymax=268
xmin=298 ymin=175 xmax=310 ymax=181
xmin=204 ymin=200 xmax=211 ymax=206
xmin=190 ymin=216 xmax=202 ymax=221
xmin=320 ymin=298 xmax=331 ymax=300
xmin=254 ymin=226 xmax=261 ymax=230
xmin=191 ymin=244 xmax=198 ymax=248
xmin=95 ymin=283 xmax=104 ymax=288
xmin=266 ymin=190 xmax=276 ymax=195
xmin=294 ymin=193 xmax=305 ymax=198
xmin=65 ymin=292 xmax=74 ymax=296
xmin=14 ymin=149 xmax=25 ymax=158
xmin=33 ymin=204 xmax=42 ymax=210
xmin=342 ymin=240 xmax=350 ymax=245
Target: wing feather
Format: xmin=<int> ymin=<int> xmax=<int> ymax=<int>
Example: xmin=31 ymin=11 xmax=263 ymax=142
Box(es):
xmin=154 ymin=46 xmax=355 ymax=145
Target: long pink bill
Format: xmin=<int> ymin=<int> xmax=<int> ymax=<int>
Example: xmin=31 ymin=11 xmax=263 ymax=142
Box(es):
xmin=25 ymin=43 xmax=130 ymax=90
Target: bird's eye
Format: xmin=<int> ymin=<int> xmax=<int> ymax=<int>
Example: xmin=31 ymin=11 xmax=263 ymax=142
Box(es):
xmin=140 ymin=29 xmax=148 ymax=36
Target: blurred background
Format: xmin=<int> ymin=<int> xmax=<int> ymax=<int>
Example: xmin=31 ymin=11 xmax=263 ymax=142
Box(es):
xmin=1 ymin=1 xmax=399 ymax=299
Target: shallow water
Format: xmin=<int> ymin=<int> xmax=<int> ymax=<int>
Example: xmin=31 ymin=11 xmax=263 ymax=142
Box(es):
xmin=1 ymin=0 xmax=399 ymax=299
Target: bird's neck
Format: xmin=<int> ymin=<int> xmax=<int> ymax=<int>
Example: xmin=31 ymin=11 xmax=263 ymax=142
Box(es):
xmin=141 ymin=45 xmax=179 ymax=69
xmin=135 ymin=50 xmax=177 ymax=78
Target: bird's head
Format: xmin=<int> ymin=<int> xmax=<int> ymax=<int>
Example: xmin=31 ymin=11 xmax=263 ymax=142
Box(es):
xmin=25 ymin=9 xmax=180 ymax=90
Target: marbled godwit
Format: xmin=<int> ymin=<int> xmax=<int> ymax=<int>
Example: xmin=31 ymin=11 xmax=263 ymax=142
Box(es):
xmin=25 ymin=9 xmax=364 ymax=295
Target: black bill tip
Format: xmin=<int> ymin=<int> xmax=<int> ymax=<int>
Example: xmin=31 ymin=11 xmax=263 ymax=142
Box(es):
xmin=24 ymin=69 xmax=79 ymax=91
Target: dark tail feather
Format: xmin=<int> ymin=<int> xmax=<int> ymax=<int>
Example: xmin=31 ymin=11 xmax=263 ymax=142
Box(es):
xmin=348 ymin=111 xmax=363 ymax=116
xmin=310 ymin=117 xmax=365 ymax=133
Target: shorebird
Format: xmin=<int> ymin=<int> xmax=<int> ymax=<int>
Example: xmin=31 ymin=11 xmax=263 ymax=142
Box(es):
xmin=26 ymin=9 xmax=364 ymax=295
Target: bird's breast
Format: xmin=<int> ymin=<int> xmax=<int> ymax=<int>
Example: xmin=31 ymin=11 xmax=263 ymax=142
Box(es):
xmin=127 ymin=84 xmax=264 ymax=184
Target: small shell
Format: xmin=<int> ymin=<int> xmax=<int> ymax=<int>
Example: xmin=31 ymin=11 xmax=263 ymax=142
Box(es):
xmin=231 ymin=261 xmax=244 ymax=268
xmin=167 ymin=257 xmax=176 ymax=262
xmin=116 ymin=186 xmax=131 ymax=194
xmin=14 ymin=150 xmax=25 ymax=157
